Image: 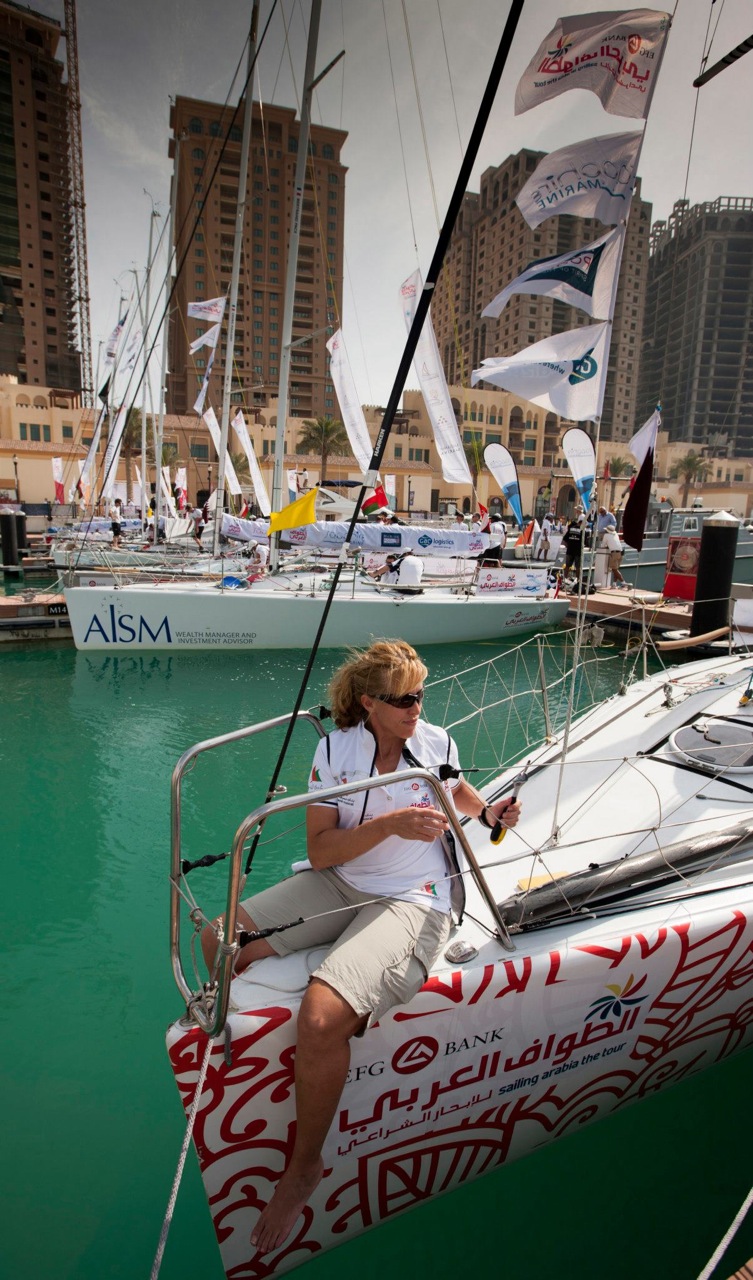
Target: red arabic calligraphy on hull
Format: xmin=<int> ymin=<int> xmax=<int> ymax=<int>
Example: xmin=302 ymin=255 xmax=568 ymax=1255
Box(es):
xmin=167 ymin=905 xmax=753 ymax=1279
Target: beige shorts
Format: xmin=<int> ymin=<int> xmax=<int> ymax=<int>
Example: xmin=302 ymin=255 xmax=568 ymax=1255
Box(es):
xmin=241 ymin=867 xmax=451 ymax=1026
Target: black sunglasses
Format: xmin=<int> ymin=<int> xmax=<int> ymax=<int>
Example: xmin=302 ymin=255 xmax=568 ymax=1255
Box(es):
xmin=377 ymin=689 xmax=425 ymax=709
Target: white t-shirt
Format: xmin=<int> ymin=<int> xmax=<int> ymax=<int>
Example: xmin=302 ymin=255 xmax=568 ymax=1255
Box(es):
xmin=308 ymin=720 xmax=460 ymax=912
xmin=603 ymin=529 xmax=623 ymax=553
xmin=488 ymin=521 xmax=506 ymax=549
xmin=397 ymin=555 xmax=423 ymax=586
xmin=253 ymin=544 xmax=269 ymax=567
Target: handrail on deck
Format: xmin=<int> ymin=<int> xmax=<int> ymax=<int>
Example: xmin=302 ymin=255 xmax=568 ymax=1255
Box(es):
xmin=170 ymin=716 xmax=514 ymax=1038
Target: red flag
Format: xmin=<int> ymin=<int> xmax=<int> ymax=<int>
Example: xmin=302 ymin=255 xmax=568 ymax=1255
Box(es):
xmin=478 ymin=503 xmax=491 ymax=533
xmin=602 ymin=461 xmax=610 ymax=481
xmin=238 ymin=500 xmax=249 ymax=518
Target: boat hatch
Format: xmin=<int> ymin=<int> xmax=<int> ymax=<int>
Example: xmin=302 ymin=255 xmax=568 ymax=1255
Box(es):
xmin=670 ymin=719 xmax=753 ymax=772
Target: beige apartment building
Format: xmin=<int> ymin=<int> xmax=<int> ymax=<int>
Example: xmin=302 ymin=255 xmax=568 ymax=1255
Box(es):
xmin=166 ymin=96 xmax=347 ymax=424
xmin=432 ymin=149 xmax=651 ymax=446
xmin=4 ymin=373 xmax=752 ymax=522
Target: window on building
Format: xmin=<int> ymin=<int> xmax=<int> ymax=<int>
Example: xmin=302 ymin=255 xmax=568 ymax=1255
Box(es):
xmin=30 ymin=424 xmax=41 ymax=441
xmin=191 ymin=441 xmax=209 ymax=460
xmin=19 ymin=423 xmax=27 ymax=440
xmin=189 ymin=118 xmax=203 ymax=134
xmin=394 ymin=446 xmax=403 ymax=459
xmin=62 ymin=424 xmax=73 ymax=439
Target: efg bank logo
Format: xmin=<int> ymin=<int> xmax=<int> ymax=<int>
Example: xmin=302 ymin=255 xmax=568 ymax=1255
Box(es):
xmin=392 ymin=1036 xmax=439 ymax=1074
xmin=84 ymin=605 xmax=172 ymax=644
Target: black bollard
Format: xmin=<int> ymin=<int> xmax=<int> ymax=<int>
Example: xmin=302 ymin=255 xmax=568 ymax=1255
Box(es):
xmin=690 ymin=512 xmax=740 ymax=636
xmin=15 ymin=509 xmax=27 ymax=552
xmin=0 ymin=509 xmax=20 ymax=576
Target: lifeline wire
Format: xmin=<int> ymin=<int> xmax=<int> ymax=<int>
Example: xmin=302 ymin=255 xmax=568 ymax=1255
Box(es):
xmin=150 ymin=1035 xmax=213 ymax=1280
xmin=695 ymin=1180 xmax=753 ymax=1280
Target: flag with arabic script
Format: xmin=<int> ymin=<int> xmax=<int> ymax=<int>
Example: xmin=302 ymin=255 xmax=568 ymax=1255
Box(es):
xmin=187 ymin=296 xmax=227 ymax=324
xmin=516 ymin=131 xmax=642 ymax=229
xmin=473 ymin=322 xmax=610 ymax=422
xmin=515 ymin=9 xmax=671 ymax=121
xmin=482 ymin=227 xmax=624 ymax=322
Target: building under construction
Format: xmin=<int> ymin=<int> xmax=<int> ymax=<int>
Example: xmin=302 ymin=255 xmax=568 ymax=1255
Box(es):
xmin=0 ymin=0 xmax=82 ymax=393
xmin=638 ymin=196 xmax=753 ymax=456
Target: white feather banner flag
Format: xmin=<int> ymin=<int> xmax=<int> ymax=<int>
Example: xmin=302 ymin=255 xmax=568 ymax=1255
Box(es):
xmin=472 ymin=322 xmax=610 ymax=422
xmin=231 ymin=410 xmax=271 ymax=516
xmin=203 ymin=407 xmax=242 ymax=496
xmin=400 ymin=270 xmax=471 ymax=485
xmin=326 ymin=330 xmax=373 ymax=477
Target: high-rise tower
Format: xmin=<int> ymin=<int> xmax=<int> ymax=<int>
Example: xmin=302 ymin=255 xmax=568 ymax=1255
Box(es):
xmin=0 ymin=1 xmax=81 ymax=391
xmin=638 ymin=197 xmax=753 ymax=455
xmin=167 ymin=96 xmax=347 ymax=423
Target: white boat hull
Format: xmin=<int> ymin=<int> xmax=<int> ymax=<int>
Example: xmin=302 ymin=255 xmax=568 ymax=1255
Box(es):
xmin=64 ymin=581 xmax=569 ymax=649
xmin=168 ymin=887 xmax=753 ymax=1277
xmin=166 ymin=651 xmax=753 ymax=1276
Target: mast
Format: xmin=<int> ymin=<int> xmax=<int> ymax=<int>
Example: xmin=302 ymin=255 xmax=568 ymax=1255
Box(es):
xmin=212 ymin=1 xmax=260 ymax=557
xmin=269 ymin=0 xmax=323 ymax=571
xmin=155 ymin=133 xmax=181 ymax=538
xmin=139 ymin=204 xmax=159 ymax=524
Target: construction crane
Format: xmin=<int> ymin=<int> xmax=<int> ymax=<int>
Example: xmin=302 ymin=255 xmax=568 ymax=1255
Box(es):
xmin=62 ymin=0 xmax=93 ymax=406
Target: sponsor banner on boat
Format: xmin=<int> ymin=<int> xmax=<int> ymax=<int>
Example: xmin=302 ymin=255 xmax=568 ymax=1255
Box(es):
xmin=476 ymin=567 xmax=548 ymax=594
xmin=167 ymin=903 xmax=753 ymax=1275
xmin=221 ymin=516 xmax=489 ymax=557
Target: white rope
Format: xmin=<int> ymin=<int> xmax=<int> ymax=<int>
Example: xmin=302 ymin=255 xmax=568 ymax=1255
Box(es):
xmin=695 ymin=1181 xmax=753 ymax=1280
xmin=150 ymin=1035 xmax=214 ymax=1280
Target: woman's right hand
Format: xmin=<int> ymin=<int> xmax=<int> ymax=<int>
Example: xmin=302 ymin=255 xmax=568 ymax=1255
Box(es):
xmin=388 ymin=805 xmax=450 ymax=842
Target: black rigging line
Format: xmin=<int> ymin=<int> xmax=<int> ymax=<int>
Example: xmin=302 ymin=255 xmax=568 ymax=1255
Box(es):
xmin=244 ymin=0 xmax=526 ymax=876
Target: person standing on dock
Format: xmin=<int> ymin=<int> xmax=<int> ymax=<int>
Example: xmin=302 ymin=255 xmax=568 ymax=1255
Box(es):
xmin=563 ymin=517 xmax=585 ymax=581
xmin=109 ymin=498 xmax=123 ymax=549
xmin=603 ymin=527 xmax=627 ymax=587
xmin=596 ymin=506 xmax=617 ymax=545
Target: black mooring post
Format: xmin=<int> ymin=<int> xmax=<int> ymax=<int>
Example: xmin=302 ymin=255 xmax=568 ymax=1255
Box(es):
xmin=690 ymin=512 xmax=740 ymax=636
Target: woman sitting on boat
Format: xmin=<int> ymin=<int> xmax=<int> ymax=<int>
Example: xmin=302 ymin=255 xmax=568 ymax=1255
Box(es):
xmin=202 ymin=639 xmax=521 ymax=1254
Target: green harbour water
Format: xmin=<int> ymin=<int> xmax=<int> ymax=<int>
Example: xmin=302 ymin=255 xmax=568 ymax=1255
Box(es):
xmin=3 ymin=636 xmax=753 ymax=1280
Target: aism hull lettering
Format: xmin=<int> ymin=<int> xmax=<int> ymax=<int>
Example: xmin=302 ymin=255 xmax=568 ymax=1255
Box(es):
xmin=83 ymin=604 xmax=172 ymax=645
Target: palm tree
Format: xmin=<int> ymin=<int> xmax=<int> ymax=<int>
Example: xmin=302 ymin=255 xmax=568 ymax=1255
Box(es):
xmin=606 ymin=456 xmax=631 ymax=510
xmin=296 ymin=415 xmax=349 ymax=483
xmin=669 ymin=450 xmax=710 ymax=508
xmin=463 ymin=433 xmax=483 ymax=489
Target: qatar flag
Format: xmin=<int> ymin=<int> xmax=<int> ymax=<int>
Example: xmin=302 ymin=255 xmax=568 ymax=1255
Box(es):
xmin=52 ymin=457 xmax=65 ymax=504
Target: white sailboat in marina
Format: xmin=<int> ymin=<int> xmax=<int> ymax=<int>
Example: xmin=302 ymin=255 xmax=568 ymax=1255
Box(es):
xmin=156 ymin=6 xmax=753 ymax=1279
xmin=62 ymin=0 xmax=567 ymax=653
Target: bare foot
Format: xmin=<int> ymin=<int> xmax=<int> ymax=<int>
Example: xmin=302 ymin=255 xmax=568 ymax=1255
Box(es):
xmin=251 ymin=1158 xmax=324 ymax=1254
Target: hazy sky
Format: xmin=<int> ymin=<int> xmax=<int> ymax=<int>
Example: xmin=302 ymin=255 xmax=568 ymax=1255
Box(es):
xmin=29 ymin=0 xmax=753 ymax=404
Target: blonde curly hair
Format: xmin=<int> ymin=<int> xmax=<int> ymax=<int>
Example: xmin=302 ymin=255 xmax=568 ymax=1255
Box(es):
xmin=328 ymin=640 xmax=428 ymax=729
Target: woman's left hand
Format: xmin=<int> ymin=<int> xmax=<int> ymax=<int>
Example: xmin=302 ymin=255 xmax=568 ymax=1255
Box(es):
xmin=489 ymin=797 xmax=521 ymax=829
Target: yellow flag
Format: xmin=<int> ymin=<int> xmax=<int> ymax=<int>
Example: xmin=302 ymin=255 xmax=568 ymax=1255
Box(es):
xmin=268 ymin=486 xmax=318 ymax=534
